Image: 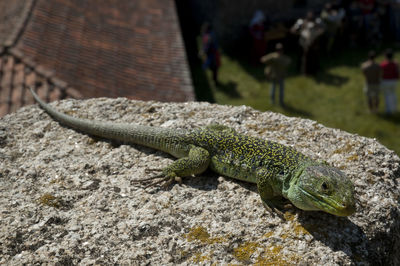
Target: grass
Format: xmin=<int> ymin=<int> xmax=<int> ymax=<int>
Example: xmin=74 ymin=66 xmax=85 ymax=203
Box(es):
xmin=194 ymin=46 xmax=400 ymax=155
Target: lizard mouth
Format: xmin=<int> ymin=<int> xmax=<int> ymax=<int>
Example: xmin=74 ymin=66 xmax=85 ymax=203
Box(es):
xmin=299 ymin=187 xmax=355 ymax=216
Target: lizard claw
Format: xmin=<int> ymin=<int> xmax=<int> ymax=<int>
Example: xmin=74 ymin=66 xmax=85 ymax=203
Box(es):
xmin=262 ymin=202 xmax=285 ymax=220
xmin=144 ymin=168 xmax=163 ymax=174
xmin=131 ymin=172 xmax=182 ymax=189
xmin=144 ymin=177 xmax=172 ymax=188
xmin=261 ymin=198 xmax=292 ymax=220
xmin=272 ymin=207 xmax=285 ymax=220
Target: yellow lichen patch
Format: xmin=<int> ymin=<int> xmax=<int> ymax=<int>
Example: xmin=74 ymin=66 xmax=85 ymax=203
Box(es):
xmin=38 ymin=193 xmax=61 ymax=208
xmin=255 ymin=244 xmax=300 ymax=266
xmin=293 ymin=222 xmax=310 ymax=236
xmin=270 ymin=245 xmax=283 ymax=254
xmin=285 ymin=222 xmax=310 ymax=238
xmin=281 ymin=212 xmax=310 ymax=238
xmin=191 ymin=251 xmax=211 ymax=263
xmin=183 ymin=226 xmax=227 ymax=263
xmin=233 ymin=241 xmax=259 ymax=262
xmin=209 ymin=235 xmax=226 ymax=244
xmin=280 ymin=233 xmax=290 ymax=240
xmin=263 ymin=231 xmax=274 ymax=238
xmin=179 ymin=249 xmax=189 ymax=260
xmin=283 ymin=211 xmax=296 ymax=221
xmin=346 ymin=154 xmax=359 ymax=161
xmin=333 ymin=143 xmax=354 ymax=154
xmin=184 ymin=226 xmax=225 ymax=244
xmin=184 ymin=226 xmax=210 ymax=243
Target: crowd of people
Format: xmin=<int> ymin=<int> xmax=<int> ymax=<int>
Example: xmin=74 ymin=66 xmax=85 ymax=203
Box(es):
xmin=199 ymin=1 xmax=400 ymax=114
xmin=250 ymin=1 xmax=400 ymax=112
xmin=249 ymin=1 xmax=400 ymax=75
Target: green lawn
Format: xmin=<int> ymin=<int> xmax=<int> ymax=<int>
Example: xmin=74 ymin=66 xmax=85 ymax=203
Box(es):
xmin=194 ymin=47 xmax=400 ymax=155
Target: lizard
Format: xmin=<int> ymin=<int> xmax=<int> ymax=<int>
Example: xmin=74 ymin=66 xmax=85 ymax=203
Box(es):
xmin=30 ymin=88 xmax=356 ymax=217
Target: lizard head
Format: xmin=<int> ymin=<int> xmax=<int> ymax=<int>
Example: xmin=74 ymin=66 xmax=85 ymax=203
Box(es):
xmin=285 ymin=164 xmax=356 ymax=216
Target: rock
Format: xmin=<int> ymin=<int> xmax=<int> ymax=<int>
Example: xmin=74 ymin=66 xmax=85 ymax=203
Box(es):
xmin=0 ymin=97 xmax=399 ymax=265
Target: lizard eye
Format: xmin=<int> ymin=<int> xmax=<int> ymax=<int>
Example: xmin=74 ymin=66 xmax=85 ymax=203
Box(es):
xmin=321 ymin=182 xmax=331 ymax=194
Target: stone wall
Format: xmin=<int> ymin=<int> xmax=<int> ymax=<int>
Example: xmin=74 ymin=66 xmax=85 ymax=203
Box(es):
xmin=0 ymin=98 xmax=399 ymax=264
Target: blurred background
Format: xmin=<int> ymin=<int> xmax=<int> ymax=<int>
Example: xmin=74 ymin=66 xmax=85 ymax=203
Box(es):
xmin=0 ymin=0 xmax=399 ymax=155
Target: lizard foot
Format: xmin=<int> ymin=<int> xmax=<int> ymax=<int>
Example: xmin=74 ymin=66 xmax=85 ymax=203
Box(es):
xmin=262 ymin=202 xmax=285 ymax=220
xmin=261 ymin=198 xmax=292 ymax=220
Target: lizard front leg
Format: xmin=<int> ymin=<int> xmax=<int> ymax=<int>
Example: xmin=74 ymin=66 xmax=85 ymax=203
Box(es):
xmin=256 ymin=168 xmax=288 ymax=218
xmin=133 ymin=145 xmax=210 ymax=188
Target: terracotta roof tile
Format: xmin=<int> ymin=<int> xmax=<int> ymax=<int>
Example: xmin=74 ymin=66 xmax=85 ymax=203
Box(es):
xmin=14 ymin=0 xmax=194 ymax=102
xmin=0 ymin=50 xmax=82 ymax=117
xmin=0 ymin=0 xmax=194 ymax=116
xmin=0 ymin=0 xmax=34 ymax=47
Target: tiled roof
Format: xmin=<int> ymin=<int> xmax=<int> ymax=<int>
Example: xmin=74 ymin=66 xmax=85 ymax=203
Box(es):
xmin=0 ymin=48 xmax=82 ymax=116
xmin=0 ymin=0 xmax=33 ymax=47
xmin=0 ymin=0 xmax=194 ymax=116
xmin=16 ymin=0 xmax=194 ymax=100
xmin=0 ymin=0 xmax=80 ymax=116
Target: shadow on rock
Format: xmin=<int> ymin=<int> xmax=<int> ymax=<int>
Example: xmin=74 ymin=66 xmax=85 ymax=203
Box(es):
xmin=297 ymin=212 xmax=379 ymax=264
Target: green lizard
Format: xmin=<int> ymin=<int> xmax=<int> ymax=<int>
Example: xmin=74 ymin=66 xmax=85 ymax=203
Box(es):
xmin=31 ymin=88 xmax=356 ymax=216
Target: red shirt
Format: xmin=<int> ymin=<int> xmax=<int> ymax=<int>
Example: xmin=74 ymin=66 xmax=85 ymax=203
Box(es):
xmin=380 ymin=60 xmax=399 ymax=80
xmin=358 ymin=0 xmax=375 ymax=14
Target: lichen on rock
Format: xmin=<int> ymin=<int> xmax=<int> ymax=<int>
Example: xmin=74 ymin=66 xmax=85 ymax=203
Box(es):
xmin=0 ymin=98 xmax=399 ymax=265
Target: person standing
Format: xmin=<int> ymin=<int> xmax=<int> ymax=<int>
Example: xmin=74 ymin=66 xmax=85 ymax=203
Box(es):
xmin=249 ymin=10 xmax=267 ymax=64
xmin=380 ymin=49 xmax=399 ymax=114
xmin=361 ymin=50 xmax=381 ymax=113
xmin=291 ymin=12 xmax=324 ymax=75
xmin=201 ymin=23 xmax=221 ymax=86
xmin=260 ymin=43 xmax=291 ymax=106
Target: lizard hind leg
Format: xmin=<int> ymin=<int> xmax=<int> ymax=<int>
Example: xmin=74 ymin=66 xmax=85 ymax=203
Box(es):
xmin=132 ymin=145 xmax=210 ymax=188
xmin=131 ymin=172 xmax=181 ymax=189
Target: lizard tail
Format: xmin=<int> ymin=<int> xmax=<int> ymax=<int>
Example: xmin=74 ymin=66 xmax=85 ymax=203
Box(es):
xmin=29 ymin=88 xmax=188 ymax=156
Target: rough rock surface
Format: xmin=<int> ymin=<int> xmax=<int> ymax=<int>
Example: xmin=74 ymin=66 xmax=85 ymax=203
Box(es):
xmin=0 ymin=98 xmax=399 ymax=265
